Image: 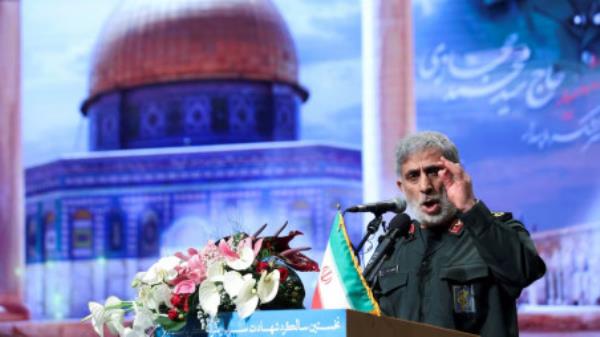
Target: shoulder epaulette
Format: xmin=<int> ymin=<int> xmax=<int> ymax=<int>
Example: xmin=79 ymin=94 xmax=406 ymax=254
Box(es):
xmin=491 ymin=211 xmax=513 ymax=222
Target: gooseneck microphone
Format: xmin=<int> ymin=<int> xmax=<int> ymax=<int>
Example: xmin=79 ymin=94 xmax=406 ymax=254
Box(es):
xmin=344 ymin=197 xmax=407 ymax=215
xmin=363 ymin=213 xmax=412 ymax=286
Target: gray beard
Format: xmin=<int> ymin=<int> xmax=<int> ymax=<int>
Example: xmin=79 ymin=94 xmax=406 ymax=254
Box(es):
xmin=407 ymin=190 xmax=458 ymax=227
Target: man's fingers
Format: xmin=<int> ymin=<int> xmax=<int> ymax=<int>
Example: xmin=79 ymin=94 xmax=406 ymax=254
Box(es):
xmin=440 ymin=156 xmax=463 ymax=177
xmin=439 ymin=168 xmax=453 ymax=186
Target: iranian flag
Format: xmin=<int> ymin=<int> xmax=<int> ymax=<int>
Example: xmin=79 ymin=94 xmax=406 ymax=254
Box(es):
xmin=311 ymin=212 xmax=380 ymax=315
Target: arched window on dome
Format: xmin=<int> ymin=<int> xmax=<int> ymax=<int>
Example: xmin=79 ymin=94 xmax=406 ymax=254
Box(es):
xmin=183 ymin=95 xmax=211 ymax=135
xmin=211 ymin=96 xmax=229 ymax=133
xmin=273 ymin=85 xmax=299 ymax=139
xmin=140 ymin=101 xmax=167 ymax=139
xmin=229 ymin=94 xmax=256 ymax=137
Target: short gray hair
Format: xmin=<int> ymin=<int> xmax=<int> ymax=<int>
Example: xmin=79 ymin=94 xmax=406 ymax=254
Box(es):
xmin=395 ymin=131 xmax=460 ymax=176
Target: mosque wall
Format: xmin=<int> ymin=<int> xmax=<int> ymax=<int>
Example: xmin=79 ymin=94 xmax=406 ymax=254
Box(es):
xmin=522 ymin=225 xmax=600 ymax=307
xmin=24 ymin=145 xmax=363 ymax=318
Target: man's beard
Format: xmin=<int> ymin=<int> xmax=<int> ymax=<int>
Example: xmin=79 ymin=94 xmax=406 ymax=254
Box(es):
xmin=407 ymin=188 xmax=458 ymax=227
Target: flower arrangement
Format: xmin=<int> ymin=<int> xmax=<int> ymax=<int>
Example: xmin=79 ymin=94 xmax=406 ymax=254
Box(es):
xmin=84 ymin=223 xmax=319 ymax=337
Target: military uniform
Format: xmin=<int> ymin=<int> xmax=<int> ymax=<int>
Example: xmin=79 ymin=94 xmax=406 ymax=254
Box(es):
xmin=373 ymin=201 xmax=546 ymax=337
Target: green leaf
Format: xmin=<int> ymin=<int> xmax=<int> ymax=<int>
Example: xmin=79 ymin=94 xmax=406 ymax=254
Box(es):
xmin=155 ymin=315 xmax=187 ymax=332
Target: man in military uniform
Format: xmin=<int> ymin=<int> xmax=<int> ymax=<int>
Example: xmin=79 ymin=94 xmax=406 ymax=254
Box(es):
xmin=373 ymin=131 xmax=546 ymax=337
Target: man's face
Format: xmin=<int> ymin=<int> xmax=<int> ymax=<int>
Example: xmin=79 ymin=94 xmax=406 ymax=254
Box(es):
xmin=396 ymin=148 xmax=457 ymax=227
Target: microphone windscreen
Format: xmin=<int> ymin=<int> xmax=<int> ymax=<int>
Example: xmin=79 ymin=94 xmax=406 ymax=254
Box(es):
xmin=391 ymin=197 xmax=408 ymax=213
xmin=388 ymin=213 xmax=412 ymax=236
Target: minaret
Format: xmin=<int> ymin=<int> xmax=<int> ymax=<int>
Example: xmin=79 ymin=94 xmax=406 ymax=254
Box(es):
xmin=0 ymin=0 xmax=28 ymax=321
xmin=362 ymin=0 xmax=415 ymax=203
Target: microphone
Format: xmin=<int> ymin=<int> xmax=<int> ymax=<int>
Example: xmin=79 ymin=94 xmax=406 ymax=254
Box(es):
xmin=363 ymin=213 xmax=412 ymax=283
xmin=345 ymin=197 xmax=407 ymax=215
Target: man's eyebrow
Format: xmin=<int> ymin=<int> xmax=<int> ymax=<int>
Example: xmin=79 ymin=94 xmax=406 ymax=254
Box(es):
xmin=404 ymin=168 xmax=419 ymax=175
xmin=423 ymin=165 xmax=442 ymax=174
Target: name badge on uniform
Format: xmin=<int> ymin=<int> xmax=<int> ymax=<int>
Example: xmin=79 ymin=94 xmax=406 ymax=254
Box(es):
xmin=378 ymin=264 xmax=399 ymax=277
xmin=452 ymin=285 xmax=476 ymax=314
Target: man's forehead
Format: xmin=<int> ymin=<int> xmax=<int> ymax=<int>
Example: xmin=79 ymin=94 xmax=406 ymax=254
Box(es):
xmin=401 ymin=148 xmax=443 ymax=171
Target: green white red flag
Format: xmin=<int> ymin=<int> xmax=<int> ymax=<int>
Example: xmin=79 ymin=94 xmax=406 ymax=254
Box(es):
xmin=311 ymin=212 xmax=380 ymax=315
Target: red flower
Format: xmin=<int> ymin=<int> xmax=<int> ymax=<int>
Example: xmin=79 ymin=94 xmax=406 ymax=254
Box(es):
xmin=256 ymin=261 xmax=269 ymax=273
xmin=167 ymin=308 xmax=179 ymax=321
xmin=170 ymin=294 xmax=183 ymax=308
xmin=278 ymin=267 xmax=289 ymax=282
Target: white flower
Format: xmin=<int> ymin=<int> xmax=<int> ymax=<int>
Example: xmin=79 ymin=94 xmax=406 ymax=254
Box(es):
xmin=226 ymin=244 xmax=256 ymax=271
xmin=206 ymin=260 xmax=225 ymax=282
xmin=152 ymin=283 xmax=174 ymax=309
xmin=137 ymin=285 xmax=153 ymax=309
xmin=88 ymin=302 xmax=107 ymax=337
xmin=137 ymin=283 xmax=173 ymax=311
xmin=121 ymin=327 xmax=146 ymax=337
xmin=197 ymin=261 xmax=228 ymax=318
xmin=257 ymin=269 xmax=280 ymax=304
xmin=132 ymin=303 xmax=155 ymax=333
xmin=131 ymin=272 xmax=146 ymax=288
xmin=87 ymin=296 xmax=125 ymax=337
xmin=142 ymin=256 xmax=181 ymax=284
xmin=234 ymin=275 xmax=259 ymax=319
xmin=228 ymin=270 xmax=280 ymax=319
xmin=198 ymin=281 xmax=221 ymax=318
xmin=223 ymin=271 xmax=244 ymax=298
xmin=219 ymin=237 xmax=262 ymax=271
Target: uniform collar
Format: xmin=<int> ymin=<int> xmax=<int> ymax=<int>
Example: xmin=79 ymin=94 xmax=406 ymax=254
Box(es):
xmin=408 ymin=218 xmax=465 ymax=257
xmin=413 ymin=218 xmax=464 ymax=236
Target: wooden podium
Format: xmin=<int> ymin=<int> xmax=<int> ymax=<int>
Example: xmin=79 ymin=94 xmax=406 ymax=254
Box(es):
xmin=159 ymin=309 xmax=478 ymax=337
xmin=345 ymin=310 xmax=477 ymax=337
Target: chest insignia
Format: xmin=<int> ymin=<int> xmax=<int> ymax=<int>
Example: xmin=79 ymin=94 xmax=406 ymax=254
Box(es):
xmin=452 ymin=284 xmax=476 ymax=314
xmin=448 ymin=220 xmax=464 ymax=235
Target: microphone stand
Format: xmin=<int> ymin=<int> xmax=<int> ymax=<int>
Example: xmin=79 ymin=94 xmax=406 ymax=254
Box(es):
xmin=363 ymin=223 xmax=407 ymax=287
xmin=364 ymin=247 xmax=393 ymax=287
xmin=352 ymin=213 xmax=384 ymax=263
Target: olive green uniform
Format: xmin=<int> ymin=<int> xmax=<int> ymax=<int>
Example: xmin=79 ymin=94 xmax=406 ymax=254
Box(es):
xmin=373 ymin=201 xmax=546 ymax=337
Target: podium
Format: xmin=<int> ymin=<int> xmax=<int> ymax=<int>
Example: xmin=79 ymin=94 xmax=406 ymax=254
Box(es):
xmin=159 ymin=309 xmax=478 ymax=337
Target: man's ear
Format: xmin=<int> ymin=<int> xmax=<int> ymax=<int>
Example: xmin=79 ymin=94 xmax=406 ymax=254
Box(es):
xmin=396 ymin=179 xmax=403 ymax=193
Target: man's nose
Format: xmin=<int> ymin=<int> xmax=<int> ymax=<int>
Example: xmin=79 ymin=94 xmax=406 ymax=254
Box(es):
xmin=419 ymin=174 xmax=433 ymax=194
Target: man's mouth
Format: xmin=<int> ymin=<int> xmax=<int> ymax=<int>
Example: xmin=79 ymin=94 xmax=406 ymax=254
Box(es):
xmin=421 ymin=199 xmax=441 ymax=214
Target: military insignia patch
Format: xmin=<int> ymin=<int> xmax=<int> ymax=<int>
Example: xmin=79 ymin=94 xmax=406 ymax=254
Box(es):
xmin=448 ymin=220 xmax=464 ymax=235
xmin=407 ymin=223 xmax=416 ymax=241
xmin=452 ymin=285 xmax=476 ymax=314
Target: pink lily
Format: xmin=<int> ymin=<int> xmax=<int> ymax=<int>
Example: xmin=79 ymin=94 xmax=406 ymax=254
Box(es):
xmin=218 ymin=237 xmax=263 ymax=271
xmin=173 ymin=279 xmax=196 ymax=295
